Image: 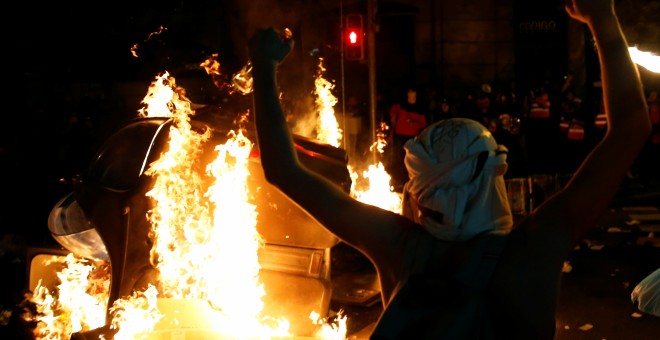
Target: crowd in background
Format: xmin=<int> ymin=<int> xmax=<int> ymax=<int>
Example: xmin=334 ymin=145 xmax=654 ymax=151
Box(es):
xmin=368 ymin=76 xmax=660 ymax=191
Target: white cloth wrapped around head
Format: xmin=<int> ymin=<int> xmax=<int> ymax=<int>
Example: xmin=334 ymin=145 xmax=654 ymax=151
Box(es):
xmin=402 ymin=118 xmax=513 ymax=241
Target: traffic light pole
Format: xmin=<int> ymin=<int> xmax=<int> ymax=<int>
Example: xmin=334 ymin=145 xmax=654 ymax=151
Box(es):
xmin=367 ymin=0 xmax=378 ymax=164
xmin=339 ymin=0 xmax=347 ymax=151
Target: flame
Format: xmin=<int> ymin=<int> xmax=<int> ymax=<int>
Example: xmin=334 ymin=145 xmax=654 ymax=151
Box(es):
xmin=349 ymin=163 xmax=402 ymax=214
xmin=309 ymin=59 xmax=401 ymax=214
xmin=24 ymin=254 xmax=109 ymax=339
xmin=204 ymin=27 xmax=293 ymax=96
xmin=372 ymin=122 xmax=390 ymax=155
xmin=347 ymin=123 xmax=401 ymax=214
xmin=26 ymin=70 xmax=347 ymax=339
xmin=314 ymin=58 xmax=342 ymax=147
xmin=131 ymin=26 xmax=168 ymax=58
xmin=142 ymin=83 xmax=214 ymax=300
xmin=202 ymin=128 xmax=287 ymax=337
xmin=110 ymin=285 xmax=163 ymax=339
xmin=310 ymin=311 xmax=348 ymax=340
xmin=629 ymin=46 xmax=660 ymax=73
xmin=138 ymin=71 xmax=193 ymax=119
xmin=140 ymin=72 xmax=290 ymax=337
xmin=200 ymin=53 xmax=223 ymax=77
xmin=200 ymin=53 xmax=250 ymax=94
xmin=200 ymin=53 xmax=254 ymax=95
xmin=232 ymin=61 xmax=254 ymax=95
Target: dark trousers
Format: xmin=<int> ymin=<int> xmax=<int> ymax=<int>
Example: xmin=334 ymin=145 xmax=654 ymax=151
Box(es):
xmin=387 ymin=133 xmax=414 ymax=191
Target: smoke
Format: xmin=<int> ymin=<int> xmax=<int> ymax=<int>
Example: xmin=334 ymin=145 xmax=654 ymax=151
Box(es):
xmin=225 ymin=0 xmax=309 ymax=66
xmin=286 ymin=95 xmax=318 ymax=138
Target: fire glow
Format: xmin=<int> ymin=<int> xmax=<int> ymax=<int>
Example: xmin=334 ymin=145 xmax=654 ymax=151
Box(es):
xmin=629 ymin=46 xmax=660 ymax=73
xmin=309 ymin=60 xmax=401 ymax=214
xmin=24 ymin=70 xmax=347 ymax=339
xmin=314 ymin=58 xmax=343 ymax=148
xmin=24 ymin=44 xmax=407 ymax=339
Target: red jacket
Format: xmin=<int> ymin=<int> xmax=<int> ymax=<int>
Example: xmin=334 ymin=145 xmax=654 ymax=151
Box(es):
xmin=390 ymin=103 xmax=428 ymax=137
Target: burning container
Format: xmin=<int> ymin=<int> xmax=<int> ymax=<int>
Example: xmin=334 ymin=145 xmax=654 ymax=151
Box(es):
xmin=41 ymin=106 xmax=352 ymax=338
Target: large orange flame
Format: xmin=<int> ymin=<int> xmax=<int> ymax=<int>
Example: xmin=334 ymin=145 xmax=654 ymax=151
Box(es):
xmin=25 ymin=69 xmax=347 ymax=339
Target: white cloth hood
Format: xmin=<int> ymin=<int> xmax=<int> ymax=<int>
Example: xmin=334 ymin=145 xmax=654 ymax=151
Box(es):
xmin=403 ymin=118 xmax=513 ymax=241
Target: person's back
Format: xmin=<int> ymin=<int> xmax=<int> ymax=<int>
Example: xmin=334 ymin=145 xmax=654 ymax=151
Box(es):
xmin=248 ymin=0 xmax=651 ymax=338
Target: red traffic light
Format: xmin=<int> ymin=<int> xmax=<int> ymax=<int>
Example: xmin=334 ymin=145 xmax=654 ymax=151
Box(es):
xmin=348 ymin=31 xmax=358 ymax=45
xmin=345 ymin=14 xmax=364 ymax=60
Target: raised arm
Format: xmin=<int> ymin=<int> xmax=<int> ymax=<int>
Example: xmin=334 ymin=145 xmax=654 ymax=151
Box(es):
xmin=539 ymin=0 xmax=651 ymax=246
xmin=248 ymin=28 xmax=412 ymax=263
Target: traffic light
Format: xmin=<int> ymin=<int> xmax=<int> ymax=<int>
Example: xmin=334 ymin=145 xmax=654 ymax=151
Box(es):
xmin=345 ymin=14 xmax=364 ymax=60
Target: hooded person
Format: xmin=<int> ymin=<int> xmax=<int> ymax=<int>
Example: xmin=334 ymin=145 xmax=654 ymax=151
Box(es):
xmin=249 ymin=0 xmax=652 ymax=336
xmin=368 ymin=118 xmax=515 ymax=338
xmin=402 ymin=118 xmax=512 ymax=241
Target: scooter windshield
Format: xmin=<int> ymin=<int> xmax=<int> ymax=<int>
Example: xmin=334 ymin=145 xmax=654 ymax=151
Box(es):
xmin=45 ymin=118 xmax=171 ymax=260
xmin=47 ymin=192 xmax=109 ymax=260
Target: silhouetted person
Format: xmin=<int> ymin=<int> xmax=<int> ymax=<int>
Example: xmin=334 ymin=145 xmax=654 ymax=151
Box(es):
xmin=248 ymin=0 xmax=651 ymax=337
